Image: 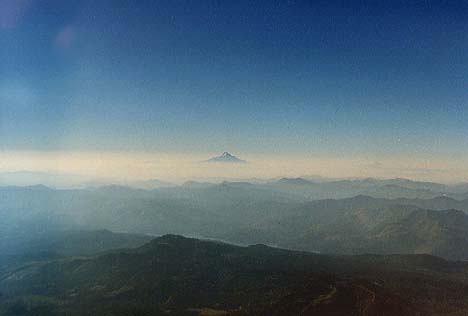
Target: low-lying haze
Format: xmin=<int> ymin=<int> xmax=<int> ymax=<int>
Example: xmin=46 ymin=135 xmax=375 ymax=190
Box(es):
xmin=1 ymin=150 xmax=468 ymax=187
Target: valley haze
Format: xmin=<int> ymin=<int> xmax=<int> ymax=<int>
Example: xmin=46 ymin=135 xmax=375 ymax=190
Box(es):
xmin=2 ymin=151 xmax=468 ymax=188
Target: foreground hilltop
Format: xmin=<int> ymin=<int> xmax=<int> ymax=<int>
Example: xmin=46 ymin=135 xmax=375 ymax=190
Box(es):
xmin=1 ymin=234 xmax=468 ymax=316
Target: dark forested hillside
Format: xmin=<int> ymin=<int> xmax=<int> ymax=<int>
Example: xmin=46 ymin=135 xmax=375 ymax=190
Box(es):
xmin=1 ymin=235 xmax=468 ymax=316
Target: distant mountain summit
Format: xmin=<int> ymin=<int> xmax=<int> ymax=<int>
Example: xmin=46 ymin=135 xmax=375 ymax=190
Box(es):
xmin=205 ymin=152 xmax=246 ymax=163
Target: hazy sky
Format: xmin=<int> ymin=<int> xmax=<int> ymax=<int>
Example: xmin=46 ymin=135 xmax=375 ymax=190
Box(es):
xmin=1 ymin=1 xmax=467 ymax=182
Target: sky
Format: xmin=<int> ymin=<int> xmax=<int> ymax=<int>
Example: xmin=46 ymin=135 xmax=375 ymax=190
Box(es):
xmin=1 ymin=0 xmax=468 ymax=183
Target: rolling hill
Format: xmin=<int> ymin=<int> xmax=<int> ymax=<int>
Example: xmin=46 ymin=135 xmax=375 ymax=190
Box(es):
xmin=3 ymin=182 xmax=468 ymax=260
xmin=1 ymin=235 xmax=468 ymax=316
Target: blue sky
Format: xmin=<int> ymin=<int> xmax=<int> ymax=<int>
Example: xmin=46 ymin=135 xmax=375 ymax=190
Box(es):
xmin=1 ymin=0 xmax=467 ymax=160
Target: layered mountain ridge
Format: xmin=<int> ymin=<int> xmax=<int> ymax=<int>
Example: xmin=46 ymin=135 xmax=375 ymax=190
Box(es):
xmin=3 ymin=179 xmax=468 ymax=260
